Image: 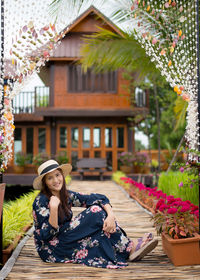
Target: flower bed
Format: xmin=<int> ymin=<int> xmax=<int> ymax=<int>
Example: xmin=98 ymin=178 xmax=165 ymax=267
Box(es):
xmin=117 ymin=176 xmax=199 ymax=238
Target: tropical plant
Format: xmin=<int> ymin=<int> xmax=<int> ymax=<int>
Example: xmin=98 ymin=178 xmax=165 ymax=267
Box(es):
xmin=3 ymin=191 xmax=39 ymax=249
xmin=33 ymin=153 xmax=50 ymax=167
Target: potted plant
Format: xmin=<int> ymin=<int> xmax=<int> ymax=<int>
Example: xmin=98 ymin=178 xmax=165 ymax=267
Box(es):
xmin=153 ymin=197 xmax=200 ymax=266
xmin=55 ymin=151 xmax=69 ymax=165
xmin=33 ymin=152 xmax=50 ymax=170
xmin=14 ymin=151 xmax=27 ymax=173
xmin=134 ymin=152 xmax=151 ymax=173
xmin=118 ymin=152 xmax=135 ymax=174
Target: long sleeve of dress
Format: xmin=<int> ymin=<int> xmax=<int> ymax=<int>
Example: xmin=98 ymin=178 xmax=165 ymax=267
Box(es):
xmin=68 ymin=190 xmax=110 ymax=208
xmin=33 ymin=194 xmax=59 ymax=242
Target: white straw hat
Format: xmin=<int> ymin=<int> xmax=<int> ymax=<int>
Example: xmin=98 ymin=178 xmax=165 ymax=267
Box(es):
xmin=33 ymin=159 xmax=72 ymax=190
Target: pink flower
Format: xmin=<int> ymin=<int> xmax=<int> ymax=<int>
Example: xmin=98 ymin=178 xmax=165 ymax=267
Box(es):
xmin=76 ymin=249 xmax=88 ymax=259
xmin=179 ymin=167 xmax=184 ymax=173
xmin=178 ymin=182 xmax=183 ymax=187
xmin=167 ymin=208 xmax=177 ymax=214
xmin=156 ymin=199 xmax=165 ymax=210
xmin=90 ymin=205 xmax=102 ymax=213
xmin=180 ymin=206 xmax=190 ymax=212
xmin=159 ymin=204 xmax=169 ymax=212
xmin=49 ymin=238 xmax=59 ymax=246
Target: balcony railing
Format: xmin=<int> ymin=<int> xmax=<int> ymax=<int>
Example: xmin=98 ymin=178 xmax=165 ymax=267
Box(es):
xmin=13 ymin=86 xmax=50 ymax=114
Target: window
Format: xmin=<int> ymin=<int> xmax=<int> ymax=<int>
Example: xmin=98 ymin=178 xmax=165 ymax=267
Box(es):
xmin=60 ymin=127 xmax=67 ymax=148
xmin=38 ymin=128 xmax=46 ymax=153
xmin=14 ymin=128 xmax=22 ymax=153
xmin=93 ymin=127 xmax=101 ymax=148
xmin=68 ymin=64 xmax=117 ymax=93
xmin=117 ymin=127 xmax=124 ymax=148
xmin=71 ymin=128 xmax=79 ymax=148
xmin=105 ymin=128 xmax=112 ymax=148
xmin=106 ymin=151 xmax=113 ymax=171
xmin=71 ymin=151 xmax=78 ymax=171
xmin=83 ymin=127 xmax=90 ymax=148
xmin=26 ymin=128 xmax=33 ymax=163
xmin=135 ymin=87 xmax=146 ymax=107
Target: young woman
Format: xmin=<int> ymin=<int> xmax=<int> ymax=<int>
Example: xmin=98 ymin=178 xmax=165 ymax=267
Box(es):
xmin=32 ymin=159 xmax=158 ymax=269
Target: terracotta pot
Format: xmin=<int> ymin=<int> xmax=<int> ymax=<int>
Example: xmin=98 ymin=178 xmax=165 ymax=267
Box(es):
xmin=134 ymin=165 xmax=149 ymax=174
xmin=129 ymin=189 xmax=155 ymax=215
xmin=161 ymin=232 xmax=200 ymax=266
xmin=120 ymin=165 xmax=132 ymax=174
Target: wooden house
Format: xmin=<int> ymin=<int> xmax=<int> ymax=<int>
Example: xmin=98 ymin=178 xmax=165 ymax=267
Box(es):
xmin=4 ymin=6 xmax=149 ymax=183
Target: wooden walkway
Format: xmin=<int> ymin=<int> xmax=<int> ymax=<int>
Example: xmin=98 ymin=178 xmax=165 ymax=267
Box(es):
xmin=3 ymin=181 xmax=200 ymax=280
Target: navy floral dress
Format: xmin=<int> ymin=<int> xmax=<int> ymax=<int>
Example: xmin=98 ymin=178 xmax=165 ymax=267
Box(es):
xmin=32 ymin=190 xmax=133 ymax=269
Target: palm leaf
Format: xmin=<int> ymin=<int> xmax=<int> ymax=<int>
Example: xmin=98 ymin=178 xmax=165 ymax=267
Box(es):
xmin=173 ymin=96 xmax=187 ymax=131
xmin=80 ymin=27 xmax=157 ymax=77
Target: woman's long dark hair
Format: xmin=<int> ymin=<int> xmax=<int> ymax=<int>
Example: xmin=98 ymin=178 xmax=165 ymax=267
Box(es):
xmin=41 ymin=168 xmax=71 ymax=221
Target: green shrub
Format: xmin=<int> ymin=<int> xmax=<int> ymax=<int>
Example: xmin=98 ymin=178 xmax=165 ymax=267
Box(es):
xmin=65 ymin=175 xmax=71 ymax=185
xmin=112 ymin=171 xmax=131 ymax=190
xmin=3 ymin=191 xmax=39 ymax=249
xmin=158 ymin=171 xmax=198 ymax=206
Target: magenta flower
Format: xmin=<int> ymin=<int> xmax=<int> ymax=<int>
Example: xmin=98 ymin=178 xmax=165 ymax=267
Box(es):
xmin=179 ymin=167 xmax=184 ymax=173
xmin=180 ymin=206 xmax=190 ymax=213
xmin=178 ymin=182 xmax=183 ymax=188
xmin=167 ymin=208 xmax=177 ymax=214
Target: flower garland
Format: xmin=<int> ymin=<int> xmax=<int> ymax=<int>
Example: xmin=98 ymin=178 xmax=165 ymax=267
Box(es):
xmin=0 ymin=22 xmax=64 ymax=172
xmin=121 ymin=0 xmax=199 ymax=158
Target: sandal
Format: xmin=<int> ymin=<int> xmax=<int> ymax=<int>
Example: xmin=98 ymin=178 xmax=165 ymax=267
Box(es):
xmin=129 ymin=233 xmax=158 ymax=262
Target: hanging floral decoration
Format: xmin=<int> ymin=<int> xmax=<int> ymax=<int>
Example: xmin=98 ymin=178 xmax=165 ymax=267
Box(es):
xmin=120 ymin=0 xmax=198 ymax=159
xmin=0 ymin=21 xmax=64 ymax=172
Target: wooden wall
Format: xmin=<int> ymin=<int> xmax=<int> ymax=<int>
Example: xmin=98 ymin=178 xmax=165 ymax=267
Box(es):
xmin=53 ymin=63 xmax=130 ymax=109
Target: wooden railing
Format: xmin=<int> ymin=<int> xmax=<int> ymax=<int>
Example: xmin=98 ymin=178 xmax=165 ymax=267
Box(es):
xmin=12 ymin=85 xmax=147 ymax=114
xmin=12 ymin=86 xmax=50 ymax=114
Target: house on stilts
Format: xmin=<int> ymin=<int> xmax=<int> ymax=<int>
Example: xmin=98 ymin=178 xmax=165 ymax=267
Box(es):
xmin=4 ymin=6 xmax=149 ymax=184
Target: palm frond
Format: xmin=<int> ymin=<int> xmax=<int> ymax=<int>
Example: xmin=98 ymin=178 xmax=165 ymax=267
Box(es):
xmin=80 ymin=27 xmax=156 ymax=77
xmin=173 ymin=96 xmax=187 ymax=131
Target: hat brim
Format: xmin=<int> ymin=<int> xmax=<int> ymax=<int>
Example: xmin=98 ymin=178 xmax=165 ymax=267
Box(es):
xmin=33 ymin=163 xmax=72 ymax=190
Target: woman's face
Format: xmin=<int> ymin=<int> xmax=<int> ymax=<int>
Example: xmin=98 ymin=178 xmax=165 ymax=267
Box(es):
xmin=44 ymin=169 xmax=64 ymax=196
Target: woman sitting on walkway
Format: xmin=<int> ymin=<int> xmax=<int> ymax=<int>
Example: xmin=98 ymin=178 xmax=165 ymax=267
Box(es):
xmin=32 ymin=159 xmax=158 ymax=269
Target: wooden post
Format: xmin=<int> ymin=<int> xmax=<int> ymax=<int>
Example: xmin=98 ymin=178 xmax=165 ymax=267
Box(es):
xmin=0 ymin=182 xmax=5 ymax=266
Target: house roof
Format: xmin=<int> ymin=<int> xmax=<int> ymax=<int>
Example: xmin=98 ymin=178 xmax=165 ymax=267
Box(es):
xmin=61 ymin=5 xmax=124 ymax=37
xmin=49 ymin=5 xmax=124 ymax=60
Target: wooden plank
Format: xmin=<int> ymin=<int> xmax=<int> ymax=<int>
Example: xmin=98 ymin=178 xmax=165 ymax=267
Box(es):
xmin=3 ymin=181 xmax=200 ymax=280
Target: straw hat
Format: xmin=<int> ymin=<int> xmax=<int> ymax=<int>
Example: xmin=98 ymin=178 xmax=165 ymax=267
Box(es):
xmin=33 ymin=159 xmax=72 ymax=190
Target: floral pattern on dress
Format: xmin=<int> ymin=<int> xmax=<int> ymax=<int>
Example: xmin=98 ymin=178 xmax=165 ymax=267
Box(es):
xmin=32 ymin=190 xmax=132 ymax=269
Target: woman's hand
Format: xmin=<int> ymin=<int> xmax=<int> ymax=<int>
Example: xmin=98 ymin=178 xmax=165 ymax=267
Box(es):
xmin=103 ymin=214 xmax=116 ymax=234
xmin=49 ymin=195 xmax=60 ymax=209
xmin=49 ymin=196 xmax=60 ymax=229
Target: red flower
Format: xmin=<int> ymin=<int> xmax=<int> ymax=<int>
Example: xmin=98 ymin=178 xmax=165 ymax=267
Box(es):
xmin=180 ymin=206 xmax=190 ymax=212
xmin=167 ymin=208 xmax=178 ymax=214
